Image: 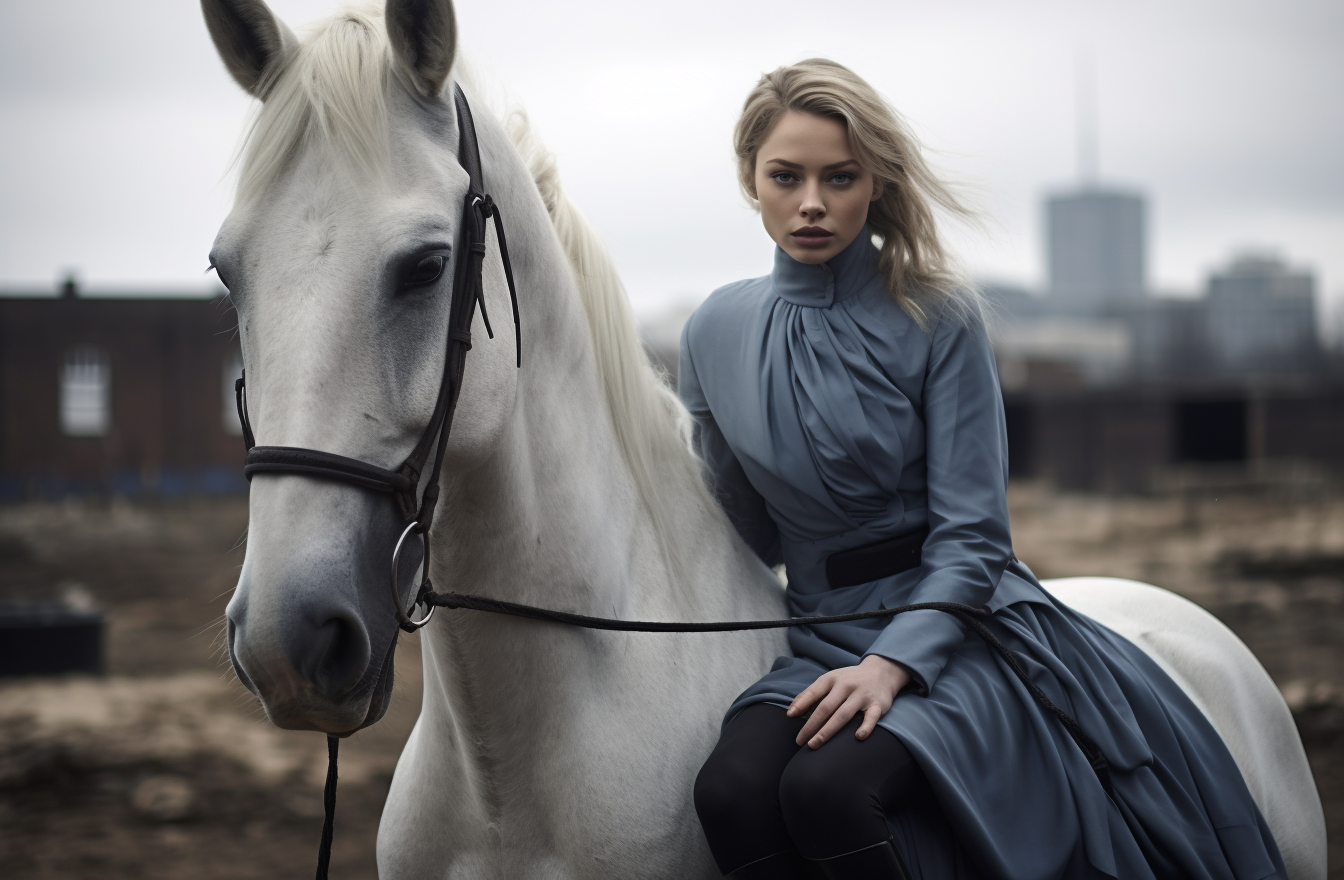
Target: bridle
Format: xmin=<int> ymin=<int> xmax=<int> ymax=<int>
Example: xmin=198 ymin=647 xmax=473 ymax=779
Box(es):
xmin=233 ymin=84 xmax=520 ymax=634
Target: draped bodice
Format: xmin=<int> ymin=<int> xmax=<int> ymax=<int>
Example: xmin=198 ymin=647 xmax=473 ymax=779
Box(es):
xmin=680 ymin=227 xmax=1014 ymax=687
xmin=756 ymin=237 xmax=930 ymax=539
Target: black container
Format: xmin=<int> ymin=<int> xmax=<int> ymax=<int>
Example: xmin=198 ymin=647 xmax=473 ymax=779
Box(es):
xmin=0 ymin=604 xmax=104 ymax=676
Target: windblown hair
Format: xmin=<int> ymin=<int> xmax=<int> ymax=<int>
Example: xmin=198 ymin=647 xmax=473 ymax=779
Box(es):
xmin=237 ymin=6 xmax=390 ymax=204
xmin=734 ymin=58 xmax=983 ymax=329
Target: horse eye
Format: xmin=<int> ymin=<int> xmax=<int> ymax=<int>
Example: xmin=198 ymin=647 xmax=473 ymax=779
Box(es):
xmin=403 ymin=254 xmax=446 ymax=288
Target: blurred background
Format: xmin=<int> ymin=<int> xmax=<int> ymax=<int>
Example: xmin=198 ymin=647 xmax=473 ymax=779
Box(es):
xmin=1 ymin=0 xmax=1340 ymax=877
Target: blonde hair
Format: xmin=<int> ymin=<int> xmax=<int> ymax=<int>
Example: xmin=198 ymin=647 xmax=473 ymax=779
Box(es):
xmin=734 ymin=58 xmax=983 ymax=329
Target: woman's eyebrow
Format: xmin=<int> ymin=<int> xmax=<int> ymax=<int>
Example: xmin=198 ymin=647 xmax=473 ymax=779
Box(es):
xmin=762 ymin=158 xmax=860 ymax=171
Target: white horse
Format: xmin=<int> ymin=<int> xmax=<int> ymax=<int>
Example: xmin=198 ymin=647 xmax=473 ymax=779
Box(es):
xmin=201 ymin=1 xmax=1326 ymax=877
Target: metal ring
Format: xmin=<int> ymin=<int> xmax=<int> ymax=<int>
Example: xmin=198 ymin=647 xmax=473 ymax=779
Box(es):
xmin=390 ymin=521 xmax=434 ymax=631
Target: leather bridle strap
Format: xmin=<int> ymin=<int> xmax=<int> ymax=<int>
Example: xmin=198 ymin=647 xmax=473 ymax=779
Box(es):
xmin=241 ymin=446 xmax=412 ymax=494
xmin=234 ymin=84 xmax=520 ymax=626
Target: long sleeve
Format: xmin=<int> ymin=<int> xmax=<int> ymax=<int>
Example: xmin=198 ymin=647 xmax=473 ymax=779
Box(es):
xmin=863 ymin=307 xmax=1013 ymax=694
xmin=679 ymin=319 xmax=783 ymax=567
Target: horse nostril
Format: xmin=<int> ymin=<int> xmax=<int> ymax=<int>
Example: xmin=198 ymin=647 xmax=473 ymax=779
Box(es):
xmin=311 ymin=614 xmax=371 ymax=699
xmin=226 ymin=617 xmax=260 ymax=696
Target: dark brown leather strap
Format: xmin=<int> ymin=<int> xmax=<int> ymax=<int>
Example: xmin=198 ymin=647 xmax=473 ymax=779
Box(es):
xmin=243 ymin=446 xmax=411 ymax=493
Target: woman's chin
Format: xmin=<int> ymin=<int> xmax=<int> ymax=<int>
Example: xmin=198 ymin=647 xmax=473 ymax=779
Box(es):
xmin=781 ymin=241 xmax=842 ymax=265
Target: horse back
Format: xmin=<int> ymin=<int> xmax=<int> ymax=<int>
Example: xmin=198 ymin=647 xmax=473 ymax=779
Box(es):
xmin=1042 ymin=577 xmax=1326 ymax=880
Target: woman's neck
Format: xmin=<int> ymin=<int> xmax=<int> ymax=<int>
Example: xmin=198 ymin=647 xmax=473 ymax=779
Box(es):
xmin=771 ymin=227 xmax=881 ymax=308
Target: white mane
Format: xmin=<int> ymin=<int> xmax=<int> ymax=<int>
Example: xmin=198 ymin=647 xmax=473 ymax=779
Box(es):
xmin=499 ymin=106 xmax=716 ymax=559
xmin=237 ymin=5 xmax=390 ymax=204
xmin=236 ymin=6 xmax=716 ymax=565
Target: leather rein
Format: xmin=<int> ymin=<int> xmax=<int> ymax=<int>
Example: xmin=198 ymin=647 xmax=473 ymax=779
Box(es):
xmin=229 ymin=86 xmax=1112 ymax=880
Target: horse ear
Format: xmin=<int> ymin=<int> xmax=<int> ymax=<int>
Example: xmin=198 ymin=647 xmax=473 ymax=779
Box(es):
xmin=385 ymin=0 xmax=458 ymax=98
xmin=200 ymin=0 xmax=297 ymax=99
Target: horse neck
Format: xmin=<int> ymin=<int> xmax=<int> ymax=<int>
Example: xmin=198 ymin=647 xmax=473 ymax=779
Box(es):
xmin=425 ymin=108 xmax=770 ymax=627
xmin=428 ymin=262 xmax=737 ymax=627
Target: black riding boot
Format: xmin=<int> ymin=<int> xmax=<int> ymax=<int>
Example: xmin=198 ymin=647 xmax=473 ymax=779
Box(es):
xmin=806 ymin=837 xmax=910 ymax=880
xmin=727 ymin=849 xmax=818 ymax=879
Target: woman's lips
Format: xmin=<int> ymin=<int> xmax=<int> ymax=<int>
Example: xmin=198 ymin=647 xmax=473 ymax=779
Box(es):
xmin=790 ymin=227 xmax=834 ymax=248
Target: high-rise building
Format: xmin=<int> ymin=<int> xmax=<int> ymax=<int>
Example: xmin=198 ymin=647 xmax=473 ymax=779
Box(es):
xmin=1206 ymin=253 xmax=1318 ymax=372
xmin=1046 ymin=189 xmax=1146 ymax=314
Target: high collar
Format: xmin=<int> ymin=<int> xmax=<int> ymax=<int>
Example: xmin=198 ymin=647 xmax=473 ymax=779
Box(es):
xmin=770 ymin=228 xmax=882 ymax=308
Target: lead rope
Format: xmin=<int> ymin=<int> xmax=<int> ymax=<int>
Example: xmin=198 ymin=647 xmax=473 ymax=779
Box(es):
xmin=419 ymin=592 xmax=1114 ymax=796
xmin=316 ymin=735 xmax=338 ymax=880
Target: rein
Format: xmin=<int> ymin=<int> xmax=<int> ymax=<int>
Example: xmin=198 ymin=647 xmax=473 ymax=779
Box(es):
xmin=226 ymin=86 xmax=1111 ymax=880
xmin=429 ymin=591 xmax=1115 ymax=792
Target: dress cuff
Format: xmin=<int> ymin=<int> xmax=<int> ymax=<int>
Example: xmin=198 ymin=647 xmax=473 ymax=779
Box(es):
xmin=863 ymin=608 xmax=968 ymax=695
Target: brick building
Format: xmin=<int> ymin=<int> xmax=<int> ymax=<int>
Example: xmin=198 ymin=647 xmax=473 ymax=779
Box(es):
xmin=0 ymin=283 xmax=245 ymax=499
xmin=5 ymin=284 xmax=1343 ymax=500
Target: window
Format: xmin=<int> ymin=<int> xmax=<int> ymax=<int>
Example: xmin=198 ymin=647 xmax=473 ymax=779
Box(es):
xmin=223 ymin=349 xmax=244 ymax=436
xmin=61 ymin=346 xmax=111 ymax=437
xmin=1175 ymin=398 xmax=1247 ymax=463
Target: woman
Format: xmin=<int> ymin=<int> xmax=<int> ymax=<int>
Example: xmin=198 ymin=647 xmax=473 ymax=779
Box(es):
xmin=680 ymin=59 xmax=1284 ymax=880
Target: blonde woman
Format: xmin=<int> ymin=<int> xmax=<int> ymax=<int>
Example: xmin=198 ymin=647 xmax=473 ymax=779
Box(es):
xmin=680 ymin=59 xmax=1284 ymax=880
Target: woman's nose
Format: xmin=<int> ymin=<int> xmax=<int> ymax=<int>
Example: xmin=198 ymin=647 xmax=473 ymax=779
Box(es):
xmin=799 ymin=187 xmax=825 ymax=217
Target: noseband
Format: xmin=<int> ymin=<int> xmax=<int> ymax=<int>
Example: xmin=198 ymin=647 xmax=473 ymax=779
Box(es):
xmin=233 ymin=85 xmax=520 ymax=633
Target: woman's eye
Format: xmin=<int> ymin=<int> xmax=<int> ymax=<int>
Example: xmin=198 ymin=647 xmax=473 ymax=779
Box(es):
xmin=403 ymin=254 xmax=446 ymax=288
xmin=771 ymin=172 xmax=797 ymax=184
xmin=830 ymin=173 xmax=855 ymax=185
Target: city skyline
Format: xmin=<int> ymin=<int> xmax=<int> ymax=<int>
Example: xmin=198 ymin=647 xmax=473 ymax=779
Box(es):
xmin=2 ymin=0 xmax=1340 ymax=329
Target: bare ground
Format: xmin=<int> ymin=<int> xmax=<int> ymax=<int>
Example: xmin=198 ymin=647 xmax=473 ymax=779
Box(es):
xmin=0 ymin=487 xmax=1339 ymax=878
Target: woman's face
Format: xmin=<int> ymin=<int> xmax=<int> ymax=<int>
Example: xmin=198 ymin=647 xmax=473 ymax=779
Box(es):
xmin=753 ymin=111 xmax=881 ymax=265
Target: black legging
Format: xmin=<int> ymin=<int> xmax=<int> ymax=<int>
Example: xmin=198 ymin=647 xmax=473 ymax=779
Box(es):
xmin=693 ymin=703 xmax=933 ymax=873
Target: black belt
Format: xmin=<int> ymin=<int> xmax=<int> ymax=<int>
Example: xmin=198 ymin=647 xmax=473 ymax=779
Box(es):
xmin=825 ymin=528 xmax=928 ymax=590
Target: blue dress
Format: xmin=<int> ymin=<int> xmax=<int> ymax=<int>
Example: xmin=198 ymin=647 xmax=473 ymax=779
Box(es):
xmin=678 ymin=231 xmax=1285 ymax=880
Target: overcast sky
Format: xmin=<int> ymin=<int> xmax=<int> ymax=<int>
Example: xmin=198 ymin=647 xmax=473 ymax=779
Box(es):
xmin=1 ymin=0 xmax=1340 ymax=329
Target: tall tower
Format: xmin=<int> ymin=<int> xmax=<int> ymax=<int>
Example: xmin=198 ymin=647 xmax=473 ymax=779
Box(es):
xmin=1045 ymin=49 xmax=1147 ymax=314
xmin=1046 ymin=189 xmax=1146 ymax=313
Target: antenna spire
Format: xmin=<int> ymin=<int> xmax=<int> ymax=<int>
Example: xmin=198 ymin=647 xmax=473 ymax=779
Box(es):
xmin=1076 ymin=47 xmax=1098 ymax=186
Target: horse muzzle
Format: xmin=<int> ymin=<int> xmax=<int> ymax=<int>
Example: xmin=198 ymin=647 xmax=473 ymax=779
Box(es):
xmin=226 ymin=478 xmax=409 ymax=733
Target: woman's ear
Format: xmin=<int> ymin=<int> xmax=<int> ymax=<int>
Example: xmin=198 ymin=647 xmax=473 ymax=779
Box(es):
xmin=743 ymin=168 xmax=760 ymax=203
xmin=871 ymin=178 xmax=884 ymax=202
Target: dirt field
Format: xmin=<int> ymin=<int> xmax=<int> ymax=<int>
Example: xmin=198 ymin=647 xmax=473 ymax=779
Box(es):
xmin=0 ymin=485 xmax=1340 ymax=878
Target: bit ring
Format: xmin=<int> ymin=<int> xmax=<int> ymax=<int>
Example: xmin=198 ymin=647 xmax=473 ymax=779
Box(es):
xmin=390 ymin=521 xmax=434 ymax=631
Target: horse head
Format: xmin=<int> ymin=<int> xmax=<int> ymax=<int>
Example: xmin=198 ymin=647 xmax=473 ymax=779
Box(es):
xmin=204 ymin=0 xmax=522 ymax=733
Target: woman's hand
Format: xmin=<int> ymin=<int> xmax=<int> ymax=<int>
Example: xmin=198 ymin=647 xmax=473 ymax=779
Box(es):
xmin=787 ymin=655 xmax=912 ymax=748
